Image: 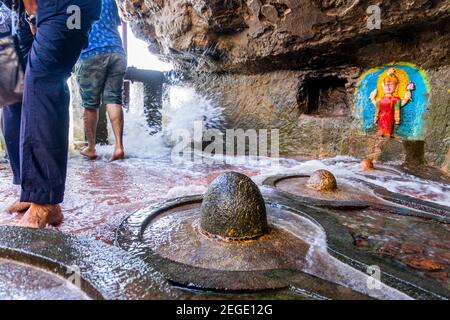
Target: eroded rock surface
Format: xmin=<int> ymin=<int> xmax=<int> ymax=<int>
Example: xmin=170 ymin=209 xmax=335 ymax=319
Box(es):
xmin=118 ymin=0 xmax=450 ymax=170
xmin=118 ymin=0 xmax=450 ymax=73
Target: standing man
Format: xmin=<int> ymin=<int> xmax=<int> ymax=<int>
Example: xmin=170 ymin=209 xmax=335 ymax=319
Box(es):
xmin=5 ymin=0 xmax=101 ymax=228
xmin=75 ymin=0 xmax=126 ymax=161
xmin=1 ymin=0 xmax=34 ymax=216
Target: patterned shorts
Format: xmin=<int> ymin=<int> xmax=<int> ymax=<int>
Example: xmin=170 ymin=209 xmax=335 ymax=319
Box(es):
xmin=74 ymin=52 xmax=127 ymax=109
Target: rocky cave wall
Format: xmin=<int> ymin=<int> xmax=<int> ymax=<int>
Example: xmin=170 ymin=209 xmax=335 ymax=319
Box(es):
xmin=118 ymin=0 xmax=450 ymax=171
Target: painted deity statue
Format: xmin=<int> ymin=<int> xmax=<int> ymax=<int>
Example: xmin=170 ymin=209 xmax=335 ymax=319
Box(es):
xmin=370 ymin=68 xmax=415 ymax=137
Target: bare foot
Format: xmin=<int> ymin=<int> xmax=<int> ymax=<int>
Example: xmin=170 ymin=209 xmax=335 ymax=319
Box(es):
xmin=6 ymin=201 xmax=32 ymax=214
xmin=110 ymin=148 xmax=125 ymax=161
xmin=80 ymin=147 xmax=97 ymax=160
xmin=19 ymin=203 xmax=64 ymax=228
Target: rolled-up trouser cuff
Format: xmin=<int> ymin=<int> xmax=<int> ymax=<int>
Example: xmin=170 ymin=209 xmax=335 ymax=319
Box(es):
xmin=20 ymin=187 xmax=64 ymax=205
xmin=82 ymin=103 xmax=101 ymax=110
xmin=102 ymin=98 xmax=123 ymax=106
xmin=13 ymin=177 xmax=21 ymax=185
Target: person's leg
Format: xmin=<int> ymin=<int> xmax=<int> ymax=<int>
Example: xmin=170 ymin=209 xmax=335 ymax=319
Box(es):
xmin=103 ymin=54 xmax=127 ymax=161
xmin=75 ymin=55 xmax=108 ymax=159
xmin=2 ymin=103 xmax=22 ymax=185
xmin=106 ymin=104 xmax=124 ymax=161
xmin=1 ymin=14 xmax=34 ymax=214
xmin=81 ymin=108 xmax=100 ymax=159
xmin=19 ymin=10 xmax=98 ymax=228
xmin=19 ymin=69 xmax=69 ymax=227
xmin=2 ymin=103 xmax=31 ymax=213
xmin=19 ymin=203 xmax=63 ymax=228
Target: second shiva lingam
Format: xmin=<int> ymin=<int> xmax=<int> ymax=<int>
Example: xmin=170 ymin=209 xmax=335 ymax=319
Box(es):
xmin=305 ymin=170 xmax=338 ymax=192
xmin=265 ymin=169 xmax=375 ymax=208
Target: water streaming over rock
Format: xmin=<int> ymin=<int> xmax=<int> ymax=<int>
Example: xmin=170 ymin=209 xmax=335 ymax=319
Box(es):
xmin=0 ymin=259 xmax=89 ymax=300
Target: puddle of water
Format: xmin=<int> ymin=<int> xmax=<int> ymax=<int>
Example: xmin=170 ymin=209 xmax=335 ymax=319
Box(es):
xmin=275 ymin=175 xmax=372 ymax=202
xmin=142 ymin=206 xmax=311 ymax=272
xmin=0 ymin=259 xmax=89 ymax=300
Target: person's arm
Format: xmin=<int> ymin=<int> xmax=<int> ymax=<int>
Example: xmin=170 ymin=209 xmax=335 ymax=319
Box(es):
xmin=370 ymin=89 xmax=380 ymax=124
xmin=374 ymin=101 xmax=380 ymax=124
xmin=401 ymin=82 xmax=415 ymax=107
xmin=22 ymin=0 xmax=37 ymax=16
xmin=22 ymin=0 xmax=37 ymax=34
xmin=369 ymin=88 xmax=378 ymax=107
xmin=394 ymin=100 xmax=401 ymax=125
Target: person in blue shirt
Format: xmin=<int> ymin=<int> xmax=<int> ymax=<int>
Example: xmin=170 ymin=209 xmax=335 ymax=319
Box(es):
xmin=3 ymin=0 xmax=101 ymax=228
xmin=75 ymin=0 xmax=127 ymax=161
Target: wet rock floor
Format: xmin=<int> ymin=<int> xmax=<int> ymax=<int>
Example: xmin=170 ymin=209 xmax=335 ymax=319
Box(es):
xmin=335 ymin=207 xmax=450 ymax=289
xmin=0 ymin=258 xmax=89 ymax=300
xmin=0 ymin=156 xmax=448 ymax=294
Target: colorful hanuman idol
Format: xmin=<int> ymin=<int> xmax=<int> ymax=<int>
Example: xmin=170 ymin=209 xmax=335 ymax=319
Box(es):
xmin=369 ymin=68 xmax=415 ymax=137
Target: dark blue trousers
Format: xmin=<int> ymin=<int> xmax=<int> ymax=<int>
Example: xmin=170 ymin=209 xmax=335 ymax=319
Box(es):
xmin=17 ymin=2 xmax=99 ymax=204
xmin=2 ymin=13 xmax=33 ymax=186
xmin=2 ymin=102 xmax=22 ymax=185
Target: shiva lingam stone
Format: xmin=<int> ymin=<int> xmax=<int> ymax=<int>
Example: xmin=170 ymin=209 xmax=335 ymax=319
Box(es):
xmin=263 ymin=170 xmax=375 ymax=208
xmin=200 ymin=172 xmax=269 ymax=240
xmin=128 ymin=171 xmax=319 ymax=275
xmin=305 ymin=170 xmax=338 ymax=192
xmin=115 ymin=172 xmax=406 ymax=298
xmin=361 ymin=159 xmax=374 ymax=171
